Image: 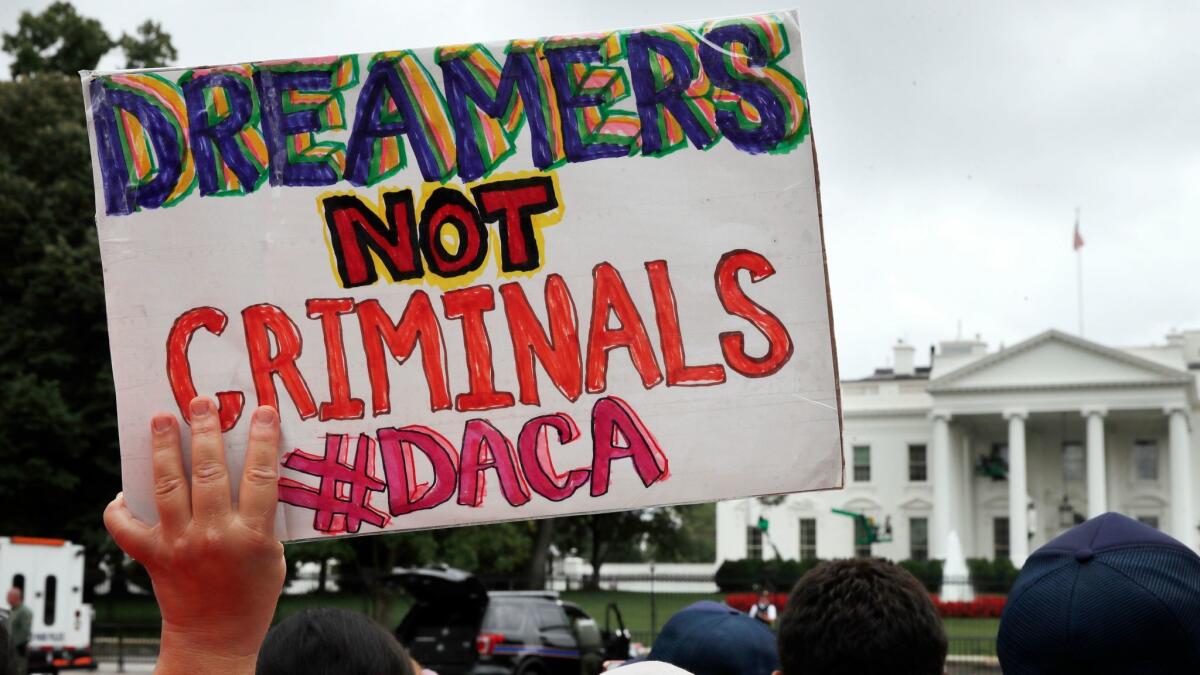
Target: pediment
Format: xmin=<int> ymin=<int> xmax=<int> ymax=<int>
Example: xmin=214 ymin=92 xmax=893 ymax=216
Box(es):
xmin=842 ymin=497 xmax=882 ymax=512
xmin=899 ymin=497 xmax=933 ymax=511
xmin=929 ymin=330 xmax=1191 ymax=392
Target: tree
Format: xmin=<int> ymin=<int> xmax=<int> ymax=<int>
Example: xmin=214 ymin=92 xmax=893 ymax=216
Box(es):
xmin=554 ymin=509 xmax=683 ymax=589
xmin=0 ymin=4 xmax=178 ymax=595
xmin=2 ymin=2 xmax=112 ymax=77
xmin=118 ymin=20 xmax=177 ymax=69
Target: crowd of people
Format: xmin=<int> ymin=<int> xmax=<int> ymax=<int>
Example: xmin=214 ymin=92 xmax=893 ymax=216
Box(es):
xmin=5 ymin=396 xmax=1200 ymax=674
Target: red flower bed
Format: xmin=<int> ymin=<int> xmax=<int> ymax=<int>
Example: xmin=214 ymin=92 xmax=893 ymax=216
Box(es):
xmin=726 ymin=593 xmax=1006 ymax=618
xmin=725 ymin=592 xmax=788 ymax=613
xmin=930 ymin=594 xmax=1007 ymax=618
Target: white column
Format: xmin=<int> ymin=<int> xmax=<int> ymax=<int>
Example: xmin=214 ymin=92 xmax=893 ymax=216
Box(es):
xmin=1083 ymin=407 xmax=1108 ymax=518
xmin=1004 ymin=409 xmax=1029 ymax=567
xmin=1167 ymin=406 xmax=1193 ymax=549
xmin=931 ymin=410 xmax=953 ymax=560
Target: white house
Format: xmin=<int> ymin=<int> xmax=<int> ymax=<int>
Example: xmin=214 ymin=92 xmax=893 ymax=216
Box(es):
xmin=716 ymin=329 xmax=1200 ymax=567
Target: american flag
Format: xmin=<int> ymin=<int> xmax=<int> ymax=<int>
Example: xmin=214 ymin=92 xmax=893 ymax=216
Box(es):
xmin=1073 ymin=210 xmax=1084 ymax=251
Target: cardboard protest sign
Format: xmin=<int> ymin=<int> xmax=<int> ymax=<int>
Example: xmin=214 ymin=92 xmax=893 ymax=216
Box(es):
xmin=81 ymin=11 xmax=842 ymax=541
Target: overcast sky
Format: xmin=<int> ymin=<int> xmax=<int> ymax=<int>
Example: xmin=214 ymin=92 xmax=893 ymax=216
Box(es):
xmin=4 ymin=0 xmax=1197 ymax=378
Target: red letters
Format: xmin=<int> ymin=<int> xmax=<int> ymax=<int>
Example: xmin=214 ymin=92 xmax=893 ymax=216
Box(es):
xmin=589 ymin=396 xmax=669 ymax=496
xmin=442 ymin=285 xmax=515 ymax=411
xmin=585 ymin=263 xmax=663 ymax=393
xmin=714 ymin=250 xmax=794 ymax=378
xmin=378 ymin=425 xmax=459 ymax=516
xmin=500 ymin=276 xmax=582 ymax=405
xmin=471 ymin=176 xmax=558 ymax=271
xmin=242 ymin=304 xmax=318 ymax=419
xmin=306 ymin=298 xmax=365 ymax=421
xmin=165 ymin=307 xmax=245 ymax=431
xmin=518 ymin=413 xmax=590 ymax=502
xmin=645 ymin=260 xmax=726 ymax=386
xmin=357 ymin=294 xmax=452 ymax=413
xmin=458 ymin=418 xmax=532 ymax=507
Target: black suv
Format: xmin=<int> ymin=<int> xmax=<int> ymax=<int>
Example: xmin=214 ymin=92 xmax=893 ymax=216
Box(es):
xmin=392 ymin=567 xmax=630 ymax=675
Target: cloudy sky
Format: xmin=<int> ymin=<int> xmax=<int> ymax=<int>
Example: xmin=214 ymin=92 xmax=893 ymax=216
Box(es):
xmin=4 ymin=0 xmax=1197 ymax=378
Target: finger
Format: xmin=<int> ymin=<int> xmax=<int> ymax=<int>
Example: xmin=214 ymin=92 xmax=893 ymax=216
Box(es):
xmin=150 ymin=413 xmax=190 ymax=537
xmin=103 ymin=493 xmax=155 ymax=563
xmin=238 ymin=406 xmax=281 ymax=534
xmin=188 ymin=396 xmax=232 ymax=525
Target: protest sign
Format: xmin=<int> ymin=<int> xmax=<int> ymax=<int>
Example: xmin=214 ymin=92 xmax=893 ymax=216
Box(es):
xmin=81 ymin=11 xmax=843 ymax=541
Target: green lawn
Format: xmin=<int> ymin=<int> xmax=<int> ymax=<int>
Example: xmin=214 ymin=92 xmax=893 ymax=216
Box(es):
xmin=94 ymin=592 xmax=1001 ymax=655
xmin=560 ymin=591 xmax=723 ymax=638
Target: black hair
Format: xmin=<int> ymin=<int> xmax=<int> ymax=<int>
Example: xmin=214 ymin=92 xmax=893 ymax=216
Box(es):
xmin=257 ymin=607 xmax=415 ymax=675
xmin=777 ymin=558 xmax=947 ymax=675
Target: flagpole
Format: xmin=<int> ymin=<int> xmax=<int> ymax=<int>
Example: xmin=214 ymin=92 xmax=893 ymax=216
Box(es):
xmin=1075 ymin=207 xmax=1084 ymax=336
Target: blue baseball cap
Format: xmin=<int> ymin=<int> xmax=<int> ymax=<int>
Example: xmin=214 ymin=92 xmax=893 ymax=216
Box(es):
xmin=641 ymin=601 xmax=779 ymax=675
xmin=998 ymin=512 xmax=1200 ymax=674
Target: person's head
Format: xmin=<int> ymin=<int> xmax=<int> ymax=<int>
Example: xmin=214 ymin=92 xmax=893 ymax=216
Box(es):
xmin=645 ymin=600 xmax=779 ymax=675
xmin=5 ymin=588 xmax=19 ymax=608
xmin=776 ymin=558 xmax=946 ymax=675
xmin=759 ymin=589 xmax=772 ymax=603
xmin=998 ymin=512 xmax=1200 ymax=674
xmin=256 ymin=608 xmax=414 ymax=675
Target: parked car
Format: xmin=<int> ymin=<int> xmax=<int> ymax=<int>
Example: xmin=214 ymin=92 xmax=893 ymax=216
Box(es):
xmin=392 ymin=566 xmax=630 ymax=675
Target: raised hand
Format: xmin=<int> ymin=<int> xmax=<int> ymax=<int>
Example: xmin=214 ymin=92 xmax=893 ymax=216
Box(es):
xmin=104 ymin=397 xmax=286 ymax=675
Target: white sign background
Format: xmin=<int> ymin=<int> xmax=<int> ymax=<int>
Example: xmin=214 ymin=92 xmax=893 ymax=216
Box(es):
xmin=83 ymin=11 xmax=843 ymax=541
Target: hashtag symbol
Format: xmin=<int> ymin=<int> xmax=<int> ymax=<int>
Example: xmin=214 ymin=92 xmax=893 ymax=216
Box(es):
xmin=278 ymin=433 xmax=391 ymax=534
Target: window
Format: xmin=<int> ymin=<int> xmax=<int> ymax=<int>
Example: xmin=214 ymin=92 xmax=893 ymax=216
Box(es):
xmin=854 ymin=518 xmax=871 ymax=558
xmin=994 ymin=517 xmax=1010 ymax=561
xmin=1134 ymin=440 xmax=1159 ymax=481
xmin=1062 ymin=442 xmax=1085 ymax=483
xmin=1137 ymin=515 xmax=1160 ymax=530
xmin=533 ymin=604 xmax=568 ymax=630
xmin=43 ymin=575 xmax=57 ymax=626
xmin=746 ymin=526 xmax=763 ymax=559
xmin=910 ymin=517 xmax=929 ymax=561
xmin=853 ymin=445 xmax=871 ymax=482
xmin=799 ymin=518 xmax=817 ymax=561
xmin=908 ymin=444 xmax=927 ymax=482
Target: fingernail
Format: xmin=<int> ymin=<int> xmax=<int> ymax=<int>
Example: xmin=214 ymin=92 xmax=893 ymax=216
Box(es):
xmin=152 ymin=415 xmax=172 ymax=433
xmin=190 ymin=398 xmax=212 ymax=418
xmin=253 ymin=407 xmax=277 ymax=426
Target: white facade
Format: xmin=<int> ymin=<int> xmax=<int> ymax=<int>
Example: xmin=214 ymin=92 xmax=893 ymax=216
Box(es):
xmin=717 ymin=329 xmax=1200 ymax=567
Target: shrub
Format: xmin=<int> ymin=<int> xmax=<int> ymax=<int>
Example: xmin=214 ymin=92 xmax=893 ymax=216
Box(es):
xmin=966 ymin=558 xmax=1019 ymax=595
xmin=714 ymin=558 xmax=825 ymax=592
xmin=897 ymin=558 xmax=943 ymax=593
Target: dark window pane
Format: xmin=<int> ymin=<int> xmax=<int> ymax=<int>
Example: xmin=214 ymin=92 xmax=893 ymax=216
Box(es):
xmin=43 ymin=575 xmax=57 ymax=626
xmin=908 ymin=445 xmax=927 ymax=482
xmin=746 ymin=527 xmax=763 ymax=559
xmin=910 ymin=517 xmax=929 ymax=561
xmin=799 ymin=518 xmax=817 ymax=561
xmin=994 ymin=517 xmax=1010 ymax=561
xmin=853 ymin=445 xmax=871 ymax=482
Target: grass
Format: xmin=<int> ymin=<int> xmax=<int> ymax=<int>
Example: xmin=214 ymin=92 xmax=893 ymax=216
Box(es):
xmin=560 ymin=591 xmax=723 ymax=638
xmin=94 ymin=592 xmax=1001 ymax=655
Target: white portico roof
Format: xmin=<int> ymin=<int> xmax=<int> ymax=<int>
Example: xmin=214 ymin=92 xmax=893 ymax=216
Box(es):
xmin=927 ymin=330 xmax=1195 ymax=409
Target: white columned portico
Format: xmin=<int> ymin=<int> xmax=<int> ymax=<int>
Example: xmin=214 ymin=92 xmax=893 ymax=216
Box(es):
xmin=1004 ymin=409 xmax=1029 ymax=567
xmin=1082 ymin=407 xmax=1107 ymax=517
xmin=1167 ymin=406 xmax=1193 ymax=549
xmin=930 ymin=410 xmax=953 ymax=560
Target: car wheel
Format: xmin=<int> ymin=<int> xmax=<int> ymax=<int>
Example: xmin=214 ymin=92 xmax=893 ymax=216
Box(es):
xmin=515 ymin=662 xmax=546 ymax=675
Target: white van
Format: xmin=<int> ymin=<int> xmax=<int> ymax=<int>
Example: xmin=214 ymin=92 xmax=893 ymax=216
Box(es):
xmin=0 ymin=537 xmax=95 ymax=672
